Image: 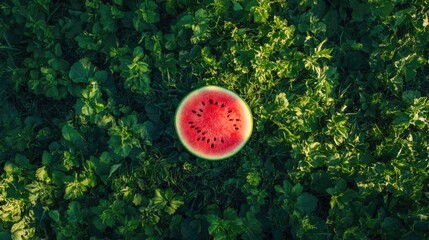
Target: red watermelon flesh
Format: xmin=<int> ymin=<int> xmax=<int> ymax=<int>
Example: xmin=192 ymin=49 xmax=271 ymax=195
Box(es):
xmin=175 ymin=86 xmax=253 ymax=160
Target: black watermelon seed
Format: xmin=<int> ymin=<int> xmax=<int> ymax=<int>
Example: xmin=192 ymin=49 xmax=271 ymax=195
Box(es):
xmin=197 ymin=138 xmax=200 ymax=141
xmin=202 ymin=132 xmax=207 ymax=135
xmin=221 ymin=139 xmax=224 ymax=143
xmin=202 ymin=137 xmax=206 ymax=141
xmin=228 ymin=110 xmax=232 ymax=113
xmin=221 ymin=104 xmax=225 ymax=107
xmin=192 ymin=110 xmax=196 ymax=113
xmin=199 ymin=109 xmax=203 ymax=112
xmin=236 ymin=119 xmax=240 ymax=121
xmin=197 ymin=130 xmax=201 ymax=133
xmin=209 ymin=99 xmax=213 ymax=104
xmin=235 ymin=127 xmax=239 ymax=130
xmin=197 ymin=114 xmax=201 ymax=117
xmin=215 ymin=102 xmax=218 ymax=105
xmin=207 ymin=139 xmax=210 ymax=143
xmin=188 ymin=121 xmax=193 ymax=124
xmin=211 ymin=143 xmax=214 ymax=148
xmin=214 ymin=137 xmax=217 ymax=141
xmin=202 ymin=101 xmax=205 ymax=106
xmin=191 ymin=126 xmax=195 ymax=128
xmin=233 ymin=124 xmax=236 ymax=126
xmin=227 ymin=115 xmax=230 ymax=117
xmin=229 ymin=119 xmax=233 ymax=121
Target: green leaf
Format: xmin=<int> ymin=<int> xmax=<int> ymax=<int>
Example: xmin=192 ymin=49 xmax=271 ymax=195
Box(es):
xmin=143 ymin=120 xmax=161 ymax=141
xmin=181 ymin=219 xmax=201 ymax=239
xmin=66 ymin=201 xmax=84 ymax=224
xmin=371 ymin=1 xmax=394 ymax=17
xmin=350 ymin=0 xmax=367 ymax=20
xmin=232 ymin=1 xmax=243 ymax=11
xmin=402 ymin=90 xmax=420 ymax=104
xmin=292 ymin=183 xmax=303 ymax=196
xmin=52 ymin=170 xmax=68 ymax=187
xmin=382 ymin=217 xmax=402 ymax=230
xmin=296 ymin=193 xmax=318 ymax=214
xmin=145 ymin=102 xmax=161 ymax=123
xmin=81 ymin=104 xmax=94 ymax=116
xmin=14 ymin=154 xmax=30 ymax=167
xmin=335 ymin=179 xmax=347 ymax=192
xmin=54 ymin=43 xmax=62 ymax=57
xmin=393 ymin=113 xmax=410 ymax=126
xmin=49 ymin=210 xmax=61 ymax=223
xmin=177 ymin=14 xmax=193 ymax=26
xmin=164 ymin=33 xmax=177 ymax=50
xmin=242 ymin=210 xmax=263 ymax=240
xmin=35 ymin=166 xmax=49 ymax=182
xmin=69 ymin=58 xmax=96 ymax=83
xmin=94 ymin=70 xmax=108 ymax=83
xmin=64 ymin=180 xmax=87 ymax=200
xmin=45 ymin=86 xmax=59 ymax=98
xmin=136 ymin=0 xmax=159 ymax=24
xmin=108 ymin=163 xmax=122 ymax=178
xmin=62 ymin=124 xmax=85 ymax=145
xmin=0 ymin=232 xmax=11 ymax=240
xmin=223 ymin=208 xmax=238 ymax=220
xmin=98 ymin=4 xmax=115 ymax=32
xmin=274 ymin=184 xmax=286 ymax=194
xmin=42 ymin=151 xmax=52 ymax=165
xmin=314 ymin=39 xmax=332 ymax=59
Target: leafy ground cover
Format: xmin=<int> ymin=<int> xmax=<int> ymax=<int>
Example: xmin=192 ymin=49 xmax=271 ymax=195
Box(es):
xmin=1 ymin=0 xmax=428 ymax=239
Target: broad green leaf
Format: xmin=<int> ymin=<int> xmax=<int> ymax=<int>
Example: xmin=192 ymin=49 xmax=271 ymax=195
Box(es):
xmin=242 ymin=210 xmax=263 ymax=240
xmin=402 ymin=90 xmax=420 ymax=104
xmin=393 ymin=113 xmax=410 ymax=126
xmin=35 ymin=166 xmax=49 ymax=182
xmin=64 ymin=175 xmax=88 ymax=200
xmin=54 ymin=43 xmax=62 ymax=57
xmin=92 ymin=216 xmax=107 ymax=231
xmin=232 ymin=1 xmax=243 ymax=11
xmin=181 ymin=219 xmax=201 ymax=239
xmin=49 ymin=210 xmax=61 ymax=223
xmin=335 ymin=179 xmax=347 ymax=192
xmin=42 ymin=151 xmax=52 ymax=165
xmin=371 ymin=1 xmax=394 ymax=17
xmin=145 ymin=102 xmax=161 ymax=123
xmin=382 ymin=217 xmax=402 ymax=229
xmin=143 ymin=120 xmax=161 ymax=141
xmin=164 ymin=33 xmax=177 ymax=50
xmin=223 ymin=208 xmax=238 ymax=220
xmin=81 ymin=103 xmax=94 ymax=116
xmin=292 ymin=183 xmax=303 ymax=196
xmin=98 ymin=4 xmax=115 ymax=32
xmin=66 ymin=201 xmax=84 ymax=224
xmin=296 ymin=193 xmax=318 ymax=214
xmin=69 ymin=58 xmax=96 ymax=83
xmin=0 ymin=232 xmax=11 ymax=240
xmin=274 ymin=184 xmax=286 ymax=194
xmin=14 ymin=154 xmax=30 ymax=167
xmin=177 ymin=15 xmax=193 ymax=26
xmin=94 ymin=70 xmax=108 ymax=83
xmin=45 ymin=86 xmax=59 ymax=98
xmin=135 ymin=0 xmax=159 ymax=24
xmin=108 ymin=163 xmax=122 ymax=178
xmin=62 ymin=124 xmax=85 ymax=145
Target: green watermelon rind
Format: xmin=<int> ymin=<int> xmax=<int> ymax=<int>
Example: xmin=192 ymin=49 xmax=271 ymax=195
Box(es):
xmin=175 ymin=86 xmax=253 ymax=160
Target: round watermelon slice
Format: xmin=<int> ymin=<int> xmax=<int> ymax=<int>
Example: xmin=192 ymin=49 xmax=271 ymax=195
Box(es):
xmin=175 ymin=86 xmax=253 ymax=160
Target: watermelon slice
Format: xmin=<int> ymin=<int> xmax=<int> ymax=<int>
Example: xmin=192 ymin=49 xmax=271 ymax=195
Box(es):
xmin=175 ymin=86 xmax=253 ymax=160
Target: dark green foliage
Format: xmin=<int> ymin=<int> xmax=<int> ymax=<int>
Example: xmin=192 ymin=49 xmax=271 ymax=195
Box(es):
xmin=1 ymin=0 xmax=428 ymax=239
